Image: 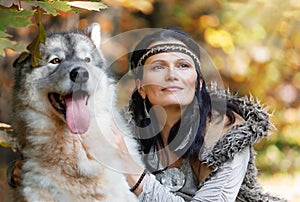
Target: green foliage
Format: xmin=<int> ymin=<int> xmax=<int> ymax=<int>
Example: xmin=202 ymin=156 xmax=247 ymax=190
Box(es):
xmin=0 ymin=9 xmax=34 ymax=30
xmin=0 ymin=8 xmax=34 ymax=54
xmin=0 ymin=38 xmax=25 ymax=55
xmin=32 ymin=1 xmax=72 ymax=16
xmin=0 ymin=0 xmax=107 ymax=66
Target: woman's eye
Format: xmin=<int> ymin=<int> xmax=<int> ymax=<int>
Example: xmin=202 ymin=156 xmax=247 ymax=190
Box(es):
xmin=49 ymin=58 xmax=61 ymax=64
xmin=179 ymin=63 xmax=190 ymax=68
xmin=152 ymin=65 xmax=165 ymax=70
xmin=84 ymin=57 xmax=91 ymax=63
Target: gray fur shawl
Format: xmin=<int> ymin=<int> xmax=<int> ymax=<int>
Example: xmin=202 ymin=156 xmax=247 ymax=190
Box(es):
xmin=201 ymin=85 xmax=286 ymax=202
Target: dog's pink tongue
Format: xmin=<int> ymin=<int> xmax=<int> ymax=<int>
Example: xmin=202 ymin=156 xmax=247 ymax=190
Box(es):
xmin=65 ymin=94 xmax=90 ymax=134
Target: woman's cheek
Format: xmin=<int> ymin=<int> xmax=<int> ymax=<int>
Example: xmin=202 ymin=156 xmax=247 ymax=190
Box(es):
xmin=142 ymin=85 xmax=160 ymax=102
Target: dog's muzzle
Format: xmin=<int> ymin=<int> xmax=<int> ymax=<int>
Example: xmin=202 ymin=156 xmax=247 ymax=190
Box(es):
xmin=48 ymin=67 xmax=91 ymax=135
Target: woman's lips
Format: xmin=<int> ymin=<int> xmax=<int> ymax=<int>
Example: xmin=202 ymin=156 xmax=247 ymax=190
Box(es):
xmin=161 ymin=86 xmax=183 ymax=92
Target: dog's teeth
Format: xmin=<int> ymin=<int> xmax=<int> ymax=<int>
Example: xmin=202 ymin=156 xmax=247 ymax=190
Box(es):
xmin=59 ymin=95 xmax=65 ymax=104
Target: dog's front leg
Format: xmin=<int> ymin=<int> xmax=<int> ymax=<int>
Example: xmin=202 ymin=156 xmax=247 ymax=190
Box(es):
xmin=22 ymin=186 xmax=76 ymax=202
xmin=21 ymin=186 xmax=56 ymax=202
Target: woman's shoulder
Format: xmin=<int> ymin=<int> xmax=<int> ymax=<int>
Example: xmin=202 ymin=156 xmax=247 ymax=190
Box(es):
xmin=205 ymin=83 xmax=274 ymax=149
xmin=203 ymin=111 xmax=244 ymax=148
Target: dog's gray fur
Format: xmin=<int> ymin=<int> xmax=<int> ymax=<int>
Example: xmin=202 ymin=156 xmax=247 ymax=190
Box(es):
xmin=11 ymin=23 xmax=139 ymax=202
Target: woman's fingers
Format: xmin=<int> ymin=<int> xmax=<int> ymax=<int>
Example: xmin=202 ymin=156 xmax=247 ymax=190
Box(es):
xmin=112 ymin=123 xmax=129 ymax=153
xmin=13 ymin=159 xmax=23 ymax=186
xmin=7 ymin=159 xmax=23 ymax=187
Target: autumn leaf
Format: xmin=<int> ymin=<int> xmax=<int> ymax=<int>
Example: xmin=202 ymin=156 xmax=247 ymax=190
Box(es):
xmin=38 ymin=1 xmax=72 ymax=16
xmin=25 ymin=1 xmax=73 ymax=16
xmin=67 ymin=1 xmax=108 ymax=11
xmin=27 ymin=7 xmax=46 ymax=67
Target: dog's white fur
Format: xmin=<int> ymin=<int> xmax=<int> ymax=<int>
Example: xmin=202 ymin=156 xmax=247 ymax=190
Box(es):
xmin=11 ymin=23 xmax=140 ymax=201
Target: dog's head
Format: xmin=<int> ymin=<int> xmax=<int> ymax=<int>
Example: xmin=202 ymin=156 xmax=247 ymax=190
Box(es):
xmin=13 ymin=23 xmax=112 ymax=135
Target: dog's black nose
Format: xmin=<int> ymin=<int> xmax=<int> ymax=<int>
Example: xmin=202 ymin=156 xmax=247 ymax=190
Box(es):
xmin=70 ymin=67 xmax=89 ymax=83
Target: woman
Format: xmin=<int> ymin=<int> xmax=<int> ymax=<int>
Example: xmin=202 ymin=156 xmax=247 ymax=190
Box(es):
xmin=8 ymin=28 xmax=284 ymax=202
xmin=115 ymin=28 xmax=285 ymax=201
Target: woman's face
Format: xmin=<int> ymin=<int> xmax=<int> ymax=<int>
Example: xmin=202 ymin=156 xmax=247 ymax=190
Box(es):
xmin=137 ymin=49 xmax=199 ymax=108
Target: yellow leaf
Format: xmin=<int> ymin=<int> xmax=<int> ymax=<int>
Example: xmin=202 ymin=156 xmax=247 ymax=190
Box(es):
xmin=204 ymin=28 xmax=235 ymax=53
xmin=67 ymin=1 xmax=108 ymax=11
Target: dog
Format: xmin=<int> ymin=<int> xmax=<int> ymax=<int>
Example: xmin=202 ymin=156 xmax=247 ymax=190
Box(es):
xmin=10 ymin=23 xmax=140 ymax=201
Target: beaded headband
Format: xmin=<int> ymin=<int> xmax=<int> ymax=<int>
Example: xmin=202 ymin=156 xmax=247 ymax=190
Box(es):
xmin=135 ymin=43 xmax=201 ymax=69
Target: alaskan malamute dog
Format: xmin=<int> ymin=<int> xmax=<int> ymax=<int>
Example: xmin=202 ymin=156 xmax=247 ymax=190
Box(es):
xmin=11 ymin=23 xmax=140 ymax=201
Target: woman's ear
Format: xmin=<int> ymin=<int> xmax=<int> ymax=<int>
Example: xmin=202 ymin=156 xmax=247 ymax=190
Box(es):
xmin=199 ymin=77 xmax=203 ymax=89
xmin=136 ymin=79 xmax=146 ymax=99
xmin=196 ymin=77 xmax=203 ymax=91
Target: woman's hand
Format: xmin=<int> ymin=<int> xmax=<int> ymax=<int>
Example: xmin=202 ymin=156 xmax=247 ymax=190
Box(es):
xmin=111 ymin=123 xmax=148 ymax=195
xmin=111 ymin=123 xmax=130 ymax=154
xmin=111 ymin=123 xmax=143 ymax=172
xmin=7 ymin=158 xmax=23 ymax=187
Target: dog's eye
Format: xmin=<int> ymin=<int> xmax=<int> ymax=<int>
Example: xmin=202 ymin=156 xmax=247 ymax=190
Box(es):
xmin=84 ymin=57 xmax=91 ymax=63
xmin=49 ymin=58 xmax=61 ymax=64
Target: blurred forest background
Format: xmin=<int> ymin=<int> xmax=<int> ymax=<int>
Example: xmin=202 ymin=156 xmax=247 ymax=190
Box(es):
xmin=0 ymin=0 xmax=299 ymax=201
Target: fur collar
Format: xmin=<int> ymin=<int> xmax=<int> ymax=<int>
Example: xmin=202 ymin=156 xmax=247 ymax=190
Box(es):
xmin=200 ymin=83 xmax=274 ymax=170
xmin=200 ymin=83 xmax=286 ymax=202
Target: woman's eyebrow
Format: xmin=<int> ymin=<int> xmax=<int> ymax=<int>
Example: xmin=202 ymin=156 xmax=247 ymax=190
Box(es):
xmin=150 ymin=58 xmax=193 ymax=63
xmin=177 ymin=58 xmax=192 ymax=61
xmin=176 ymin=58 xmax=194 ymax=64
xmin=149 ymin=59 xmax=167 ymax=64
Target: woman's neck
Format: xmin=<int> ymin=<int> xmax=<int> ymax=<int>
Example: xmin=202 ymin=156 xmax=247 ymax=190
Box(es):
xmin=154 ymin=105 xmax=188 ymax=168
xmin=155 ymin=105 xmax=186 ymax=145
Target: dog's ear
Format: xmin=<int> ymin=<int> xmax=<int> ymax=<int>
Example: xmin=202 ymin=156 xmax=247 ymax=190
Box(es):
xmin=13 ymin=52 xmax=32 ymax=69
xmin=85 ymin=23 xmax=101 ymax=50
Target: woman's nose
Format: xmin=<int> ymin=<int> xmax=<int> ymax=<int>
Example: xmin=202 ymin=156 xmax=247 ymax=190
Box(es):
xmin=165 ymin=66 xmax=178 ymax=81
